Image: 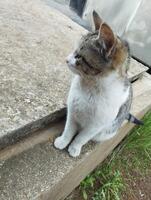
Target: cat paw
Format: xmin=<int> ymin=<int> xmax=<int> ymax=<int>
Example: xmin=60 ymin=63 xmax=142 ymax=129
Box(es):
xmin=68 ymin=145 xmax=81 ymax=157
xmin=54 ymin=136 xmax=68 ymax=150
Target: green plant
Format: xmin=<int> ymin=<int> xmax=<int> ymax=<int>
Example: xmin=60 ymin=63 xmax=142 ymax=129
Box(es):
xmin=80 ymin=175 xmax=95 ymax=199
xmin=92 ymin=170 xmax=124 ymax=200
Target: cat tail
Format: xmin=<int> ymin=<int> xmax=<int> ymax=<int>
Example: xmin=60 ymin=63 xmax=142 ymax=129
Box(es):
xmin=126 ymin=113 xmax=144 ymax=125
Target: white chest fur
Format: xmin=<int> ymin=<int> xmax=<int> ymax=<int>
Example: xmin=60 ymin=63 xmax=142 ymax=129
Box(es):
xmin=54 ymin=72 xmax=130 ymax=157
xmin=68 ymin=72 xmax=129 ymax=127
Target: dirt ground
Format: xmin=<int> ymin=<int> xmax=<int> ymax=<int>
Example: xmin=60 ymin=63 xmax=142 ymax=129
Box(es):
xmin=122 ymin=170 xmax=151 ymax=200
xmin=66 ymin=170 xmax=151 ymax=200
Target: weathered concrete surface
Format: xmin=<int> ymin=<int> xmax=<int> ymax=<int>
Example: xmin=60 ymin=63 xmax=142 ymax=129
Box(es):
xmin=0 ymin=0 xmax=148 ymax=149
xmin=0 ymin=0 xmax=86 ymax=148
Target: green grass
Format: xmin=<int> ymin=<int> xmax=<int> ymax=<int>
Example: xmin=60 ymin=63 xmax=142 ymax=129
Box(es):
xmin=80 ymin=111 xmax=151 ymax=200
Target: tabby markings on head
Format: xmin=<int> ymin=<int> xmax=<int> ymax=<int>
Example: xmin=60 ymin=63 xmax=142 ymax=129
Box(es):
xmin=66 ymin=11 xmax=130 ymax=78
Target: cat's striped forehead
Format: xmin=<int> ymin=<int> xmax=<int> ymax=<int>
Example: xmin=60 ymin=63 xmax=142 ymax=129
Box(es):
xmin=76 ymin=31 xmax=112 ymax=69
xmin=77 ymin=32 xmax=98 ymax=48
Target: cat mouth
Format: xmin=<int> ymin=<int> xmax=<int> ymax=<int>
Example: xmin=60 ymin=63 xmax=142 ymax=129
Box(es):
xmin=67 ymin=62 xmax=76 ymax=69
xmin=66 ymin=58 xmax=77 ymax=68
xmin=67 ymin=62 xmax=80 ymax=74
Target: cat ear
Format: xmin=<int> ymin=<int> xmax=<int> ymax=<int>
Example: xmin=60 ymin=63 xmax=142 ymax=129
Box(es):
xmin=98 ymin=23 xmax=116 ymax=58
xmin=93 ymin=10 xmax=103 ymax=31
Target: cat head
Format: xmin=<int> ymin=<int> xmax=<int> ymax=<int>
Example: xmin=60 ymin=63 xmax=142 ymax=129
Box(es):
xmin=66 ymin=11 xmax=130 ymax=77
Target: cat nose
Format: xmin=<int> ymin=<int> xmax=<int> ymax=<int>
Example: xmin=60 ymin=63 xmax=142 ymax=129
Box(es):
xmin=66 ymin=53 xmax=76 ymax=65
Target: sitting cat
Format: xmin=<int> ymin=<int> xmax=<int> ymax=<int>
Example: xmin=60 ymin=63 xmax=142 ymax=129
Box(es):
xmin=54 ymin=11 xmax=142 ymax=157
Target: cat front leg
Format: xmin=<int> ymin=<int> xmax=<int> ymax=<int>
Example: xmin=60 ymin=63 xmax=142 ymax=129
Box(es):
xmin=54 ymin=114 xmax=77 ymax=150
xmin=68 ymin=125 xmax=102 ymax=157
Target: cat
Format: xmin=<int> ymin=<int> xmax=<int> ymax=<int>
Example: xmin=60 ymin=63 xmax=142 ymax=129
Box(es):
xmin=54 ymin=11 xmax=142 ymax=157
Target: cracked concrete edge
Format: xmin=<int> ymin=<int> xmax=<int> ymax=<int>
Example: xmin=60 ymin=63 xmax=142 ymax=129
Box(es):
xmin=0 ymin=108 xmax=66 ymax=150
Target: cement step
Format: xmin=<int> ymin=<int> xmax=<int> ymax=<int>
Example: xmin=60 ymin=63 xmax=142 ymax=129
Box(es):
xmin=0 ymin=0 xmax=148 ymax=150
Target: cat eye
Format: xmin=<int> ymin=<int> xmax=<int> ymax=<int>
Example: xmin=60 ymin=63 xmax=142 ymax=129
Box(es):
xmin=75 ymin=53 xmax=95 ymax=70
xmin=75 ymin=54 xmax=81 ymax=59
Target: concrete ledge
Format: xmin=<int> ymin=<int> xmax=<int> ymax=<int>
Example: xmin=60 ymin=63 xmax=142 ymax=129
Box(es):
xmin=0 ymin=0 xmax=148 ymax=149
